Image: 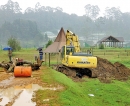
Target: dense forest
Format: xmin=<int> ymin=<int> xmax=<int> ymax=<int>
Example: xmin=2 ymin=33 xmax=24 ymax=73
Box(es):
xmin=0 ymin=0 xmax=130 ymax=47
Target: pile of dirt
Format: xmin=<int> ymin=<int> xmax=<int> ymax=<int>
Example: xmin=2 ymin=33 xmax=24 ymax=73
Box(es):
xmin=52 ymin=57 xmax=130 ymax=83
xmin=54 ymin=57 xmax=130 ymax=83
xmin=91 ymin=57 xmax=130 ymax=83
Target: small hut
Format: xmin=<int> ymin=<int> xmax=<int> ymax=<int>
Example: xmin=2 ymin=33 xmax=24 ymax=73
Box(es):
xmin=97 ymin=36 xmax=124 ymax=48
xmin=43 ymin=27 xmax=66 ymax=66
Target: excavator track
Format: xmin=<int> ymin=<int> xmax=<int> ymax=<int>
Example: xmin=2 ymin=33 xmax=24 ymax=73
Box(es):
xmin=56 ymin=64 xmax=97 ymax=78
xmin=56 ymin=64 xmax=77 ymax=77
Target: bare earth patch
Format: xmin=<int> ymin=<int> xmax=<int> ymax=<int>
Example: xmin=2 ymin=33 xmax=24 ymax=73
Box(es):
xmin=0 ymin=66 xmax=62 ymax=106
xmin=92 ymin=57 xmax=130 ymax=83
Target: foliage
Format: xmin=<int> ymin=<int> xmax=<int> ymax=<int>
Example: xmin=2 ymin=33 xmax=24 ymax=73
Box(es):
xmin=45 ymin=40 xmax=53 ymax=48
xmin=99 ymin=43 xmax=104 ymax=49
xmin=7 ymin=37 xmax=21 ymax=51
xmin=84 ymin=4 xmax=100 ymax=20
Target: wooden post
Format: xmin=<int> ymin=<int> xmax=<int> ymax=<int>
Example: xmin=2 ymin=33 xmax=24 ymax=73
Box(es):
xmin=59 ymin=52 xmax=61 ymax=63
xmin=92 ymin=47 xmax=93 ymax=55
xmin=45 ymin=53 xmax=46 ymax=65
xmin=49 ymin=53 xmax=50 ymax=67
xmin=57 ymin=53 xmax=58 ymax=65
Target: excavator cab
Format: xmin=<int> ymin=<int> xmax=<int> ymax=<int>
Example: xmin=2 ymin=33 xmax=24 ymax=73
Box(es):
xmin=60 ymin=45 xmax=97 ymax=68
xmin=61 ymin=45 xmax=74 ymax=59
xmin=66 ymin=46 xmax=74 ymax=55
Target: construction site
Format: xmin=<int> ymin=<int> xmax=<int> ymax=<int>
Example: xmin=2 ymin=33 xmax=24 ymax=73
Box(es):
xmin=0 ymin=28 xmax=130 ymax=106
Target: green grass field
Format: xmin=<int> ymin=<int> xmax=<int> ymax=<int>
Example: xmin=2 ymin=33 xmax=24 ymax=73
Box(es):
xmin=0 ymin=47 xmax=130 ymax=106
xmin=93 ymin=47 xmax=130 ymax=68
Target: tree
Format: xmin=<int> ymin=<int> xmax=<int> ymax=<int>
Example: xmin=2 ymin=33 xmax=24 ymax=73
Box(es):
xmin=84 ymin=4 xmax=100 ymax=20
xmin=7 ymin=37 xmax=21 ymax=51
xmin=46 ymin=40 xmax=53 ymax=48
xmin=104 ymin=7 xmax=122 ymax=20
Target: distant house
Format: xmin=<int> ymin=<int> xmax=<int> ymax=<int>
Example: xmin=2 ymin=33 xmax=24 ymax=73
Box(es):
xmin=97 ymin=36 xmax=124 ymax=48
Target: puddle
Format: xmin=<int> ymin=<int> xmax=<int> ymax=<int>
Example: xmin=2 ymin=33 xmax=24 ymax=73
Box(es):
xmin=0 ymin=84 xmax=62 ymax=106
xmin=0 ymin=77 xmax=14 ymax=86
xmin=13 ymin=89 xmax=36 ymax=106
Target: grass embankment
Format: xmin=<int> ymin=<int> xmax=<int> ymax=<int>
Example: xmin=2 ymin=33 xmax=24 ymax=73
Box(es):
xmin=38 ymin=66 xmax=130 ymax=106
xmin=0 ymin=48 xmax=130 ymax=106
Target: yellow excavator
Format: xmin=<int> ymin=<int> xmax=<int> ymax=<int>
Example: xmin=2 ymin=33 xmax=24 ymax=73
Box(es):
xmin=57 ymin=30 xmax=97 ymax=77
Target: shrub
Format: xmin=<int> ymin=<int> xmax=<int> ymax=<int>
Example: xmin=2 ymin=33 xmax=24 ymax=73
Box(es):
xmin=99 ymin=43 xmax=104 ymax=49
xmin=46 ymin=40 xmax=53 ymax=48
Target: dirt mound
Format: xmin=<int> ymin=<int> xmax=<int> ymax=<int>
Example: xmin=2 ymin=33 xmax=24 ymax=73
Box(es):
xmin=92 ymin=57 xmax=130 ymax=83
xmin=53 ymin=57 xmax=130 ymax=83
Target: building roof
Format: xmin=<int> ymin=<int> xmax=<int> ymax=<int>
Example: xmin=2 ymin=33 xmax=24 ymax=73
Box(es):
xmin=98 ymin=36 xmax=124 ymax=43
xmin=43 ymin=27 xmax=66 ymax=53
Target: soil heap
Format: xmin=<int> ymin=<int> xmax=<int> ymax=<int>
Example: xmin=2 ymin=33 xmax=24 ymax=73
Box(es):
xmin=92 ymin=57 xmax=130 ymax=83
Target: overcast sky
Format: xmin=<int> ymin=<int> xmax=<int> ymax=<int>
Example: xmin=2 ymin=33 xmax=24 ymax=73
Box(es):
xmin=1 ymin=0 xmax=130 ymax=16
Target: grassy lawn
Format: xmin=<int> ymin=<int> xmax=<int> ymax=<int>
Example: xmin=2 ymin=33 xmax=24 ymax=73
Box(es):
xmin=0 ymin=47 xmax=130 ymax=106
xmin=92 ymin=47 xmax=130 ymax=68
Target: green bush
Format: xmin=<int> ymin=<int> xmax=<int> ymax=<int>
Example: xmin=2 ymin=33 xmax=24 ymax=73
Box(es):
xmin=99 ymin=43 xmax=104 ymax=49
xmin=46 ymin=40 xmax=53 ymax=48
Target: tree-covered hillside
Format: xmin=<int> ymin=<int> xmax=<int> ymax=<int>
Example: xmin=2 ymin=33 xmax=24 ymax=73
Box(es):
xmin=0 ymin=0 xmax=130 ymax=47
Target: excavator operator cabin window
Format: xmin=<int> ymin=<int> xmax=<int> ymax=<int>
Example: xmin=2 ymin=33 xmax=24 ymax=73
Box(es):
xmin=66 ymin=47 xmax=74 ymax=55
xmin=66 ymin=48 xmax=70 ymax=55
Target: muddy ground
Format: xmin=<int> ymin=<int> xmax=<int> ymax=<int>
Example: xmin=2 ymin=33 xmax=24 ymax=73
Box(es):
xmin=0 ymin=66 xmax=62 ymax=106
xmin=0 ymin=68 xmax=43 ymax=106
